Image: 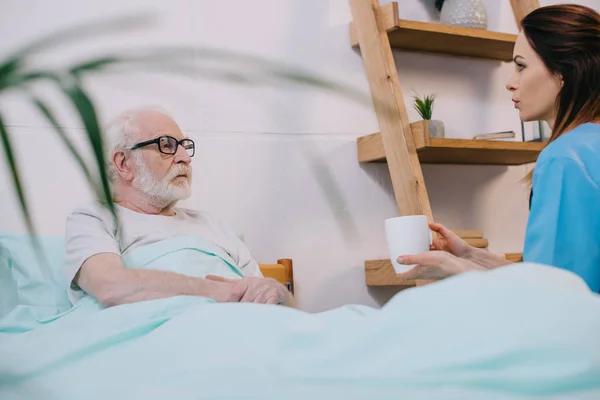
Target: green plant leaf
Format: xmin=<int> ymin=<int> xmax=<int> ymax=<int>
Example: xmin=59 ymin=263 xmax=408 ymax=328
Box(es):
xmin=426 ymin=95 xmax=435 ymax=119
xmin=3 ymin=70 xmax=57 ymax=88
xmin=413 ymin=92 xmax=435 ymax=120
xmin=435 ymin=0 xmax=445 ymax=12
xmin=0 ymin=15 xmax=152 ymax=91
xmin=0 ymin=113 xmax=35 ymax=235
xmin=0 ymin=59 xmax=22 ymax=91
xmin=0 ymin=16 xmax=379 ymax=239
xmin=65 ymin=49 xmax=373 ymax=106
xmin=59 ymin=78 xmax=115 ymax=218
xmin=31 ymin=96 xmax=100 ymax=196
xmin=72 ymin=60 xmax=258 ymax=85
xmin=5 ymin=15 xmax=154 ymax=63
xmin=1 ymin=51 xmax=372 ymax=234
xmin=413 ymin=98 xmax=427 ymax=119
xmin=69 ymin=57 xmax=121 ymax=76
xmin=0 ymin=112 xmax=52 ymax=272
xmin=3 ymin=41 xmax=371 ymax=108
xmin=7 ymin=69 xmax=116 ymax=227
xmin=413 ymin=104 xmax=423 ymax=119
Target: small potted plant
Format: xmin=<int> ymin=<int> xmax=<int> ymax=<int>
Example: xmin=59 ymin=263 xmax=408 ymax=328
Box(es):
xmin=413 ymin=92 xmax=445 ymax=138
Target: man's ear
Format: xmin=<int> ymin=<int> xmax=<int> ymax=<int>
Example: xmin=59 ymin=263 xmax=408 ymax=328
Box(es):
xmin=112 ymin=150 xmax=135 ymax=181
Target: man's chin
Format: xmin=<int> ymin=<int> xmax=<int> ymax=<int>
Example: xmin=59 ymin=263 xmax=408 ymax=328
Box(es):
xmin=170 ymin=185 xmax=192 ymax=201
xmin=178 ymin=191 xmax=192 ymax=201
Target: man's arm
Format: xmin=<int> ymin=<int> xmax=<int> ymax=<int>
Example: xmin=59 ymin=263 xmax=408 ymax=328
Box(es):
xmin=76 ymin=253 xmax=234 ymax=307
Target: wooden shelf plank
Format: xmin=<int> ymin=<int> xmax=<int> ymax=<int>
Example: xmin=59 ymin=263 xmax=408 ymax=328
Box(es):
xmin=464 ymin=238 xmax=488 ymax=248
xmin=417 ymin=138 xmax=544 ymax=165
xmin=357 ymin=129 xmax=545 ymax=166
xmin=386 ymin=20 xmax=517 ymax=61
xmin=350 ymin=2 xmax=517 ymax=61
xmin=505 ymin=252 xmax=524 ymax=263
xmin=366 ymin=259 xmax=436 ymax=287
xmin=454 ymin=229 xmax=483 ymax=239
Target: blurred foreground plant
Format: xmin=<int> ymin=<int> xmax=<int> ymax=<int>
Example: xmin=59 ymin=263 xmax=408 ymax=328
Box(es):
xmin=0 ymin=14 xmax=371 ymax=237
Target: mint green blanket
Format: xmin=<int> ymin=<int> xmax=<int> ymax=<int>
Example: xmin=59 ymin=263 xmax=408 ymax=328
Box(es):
xmin=1 ymin=237 xmax=600 ymax=399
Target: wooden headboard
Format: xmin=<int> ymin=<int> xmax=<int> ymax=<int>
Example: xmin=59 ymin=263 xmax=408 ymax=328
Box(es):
xmin=258 ymin=258 xmax=294 ymax=293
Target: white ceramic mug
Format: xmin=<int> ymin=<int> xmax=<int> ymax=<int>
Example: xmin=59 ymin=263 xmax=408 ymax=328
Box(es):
xmin=385 ymin=215 xmax=432 ymax=274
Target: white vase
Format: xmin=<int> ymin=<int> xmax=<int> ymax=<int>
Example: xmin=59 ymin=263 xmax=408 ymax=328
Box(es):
xmin=429 ymin=120 xmax=445 ymax=139
xmin=440 ymin=0 xmax=488 ymax=30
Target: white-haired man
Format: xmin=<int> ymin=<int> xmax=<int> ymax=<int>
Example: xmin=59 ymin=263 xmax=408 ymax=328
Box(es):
xmin=64 ymin=108 xmax=295 ymax=308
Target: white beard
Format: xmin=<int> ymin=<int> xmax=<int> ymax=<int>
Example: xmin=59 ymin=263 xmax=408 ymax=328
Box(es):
xmin=131 ymin=154 xmax=192 ymax=209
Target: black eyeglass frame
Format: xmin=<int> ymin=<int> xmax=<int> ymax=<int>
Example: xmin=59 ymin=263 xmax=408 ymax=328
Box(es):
xmin=130 ymin=135 xmax=195 ymax=157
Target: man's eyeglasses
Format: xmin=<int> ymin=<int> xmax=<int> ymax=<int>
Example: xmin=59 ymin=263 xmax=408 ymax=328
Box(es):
xmin=130 ymin=136 xmax=195 ymax=157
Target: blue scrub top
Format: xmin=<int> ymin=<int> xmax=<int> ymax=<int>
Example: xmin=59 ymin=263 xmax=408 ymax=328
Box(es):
xmin=523 ymin=122 xmax=600 ymax=293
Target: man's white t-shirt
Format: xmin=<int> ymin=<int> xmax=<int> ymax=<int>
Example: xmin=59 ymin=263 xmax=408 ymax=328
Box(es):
xmin=64 ymin=202 xmax=262 ymax=304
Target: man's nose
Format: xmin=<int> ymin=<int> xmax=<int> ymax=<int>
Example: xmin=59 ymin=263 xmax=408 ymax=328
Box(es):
xmin=174 ymin=143 xmax=192 ymax=164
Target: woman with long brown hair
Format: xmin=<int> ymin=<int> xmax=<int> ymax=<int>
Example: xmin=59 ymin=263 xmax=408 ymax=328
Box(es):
xmin=395 ymin=4 xmax=600 ymax=292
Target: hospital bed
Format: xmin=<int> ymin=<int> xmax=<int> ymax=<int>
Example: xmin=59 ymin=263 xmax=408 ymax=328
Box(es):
xmin=258 ymin=258 xmax=294 ymax=294
xmin=1 ymin=233 xmax=599 ymax=399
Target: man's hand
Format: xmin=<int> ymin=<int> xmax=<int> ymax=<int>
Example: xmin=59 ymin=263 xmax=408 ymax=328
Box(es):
xmin=208 ymin=281 xmax=239 ymax=303
xmin=205 ymin=275 xmax=293 ymax=306
xmin=396 ymin=251 xmax=487 ymax=280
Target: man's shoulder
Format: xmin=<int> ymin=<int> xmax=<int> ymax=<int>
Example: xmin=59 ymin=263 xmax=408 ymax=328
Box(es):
xmin=67 ymin=201 xmax=114 ymax=219
xmin=66 ymin=201 xmax=119 ymax=232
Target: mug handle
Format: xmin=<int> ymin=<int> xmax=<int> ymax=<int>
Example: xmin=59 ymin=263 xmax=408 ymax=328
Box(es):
xmin=429 ymin=229 xmax=433 ymax=246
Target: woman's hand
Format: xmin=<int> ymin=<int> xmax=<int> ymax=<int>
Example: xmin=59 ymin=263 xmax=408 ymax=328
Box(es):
xmin=396 ymin=251 xmax=486 ymax=280
xmin=430 ymin=222 xmax=474 ymax=259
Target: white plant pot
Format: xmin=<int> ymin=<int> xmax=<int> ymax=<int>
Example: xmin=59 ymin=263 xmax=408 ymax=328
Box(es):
xmin=429 ymin=120 xmax=445 ymax=138
xmin=440 ymin=0 xmax=488 ymax=30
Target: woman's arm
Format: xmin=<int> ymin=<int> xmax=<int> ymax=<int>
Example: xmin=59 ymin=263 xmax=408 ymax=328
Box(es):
xmin=465 ymin=247 xmax=513 ymax=269
xmin=428 ymin=222 xmax=512 ymax=269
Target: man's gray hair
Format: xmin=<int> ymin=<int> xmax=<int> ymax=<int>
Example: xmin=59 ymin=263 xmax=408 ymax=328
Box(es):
xmin=104 ymin=106 xmax=172 ymax=182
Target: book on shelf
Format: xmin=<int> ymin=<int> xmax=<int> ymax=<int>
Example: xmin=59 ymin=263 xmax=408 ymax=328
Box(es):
xmin=473 ymin=131 xmax=516 ymax=140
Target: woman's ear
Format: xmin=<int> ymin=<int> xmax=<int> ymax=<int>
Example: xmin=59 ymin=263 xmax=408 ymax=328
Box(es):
xmin=113 ymin=150 xmax=135 ymax=181
xmin=556 ymin=72 xmax=564 ymax=88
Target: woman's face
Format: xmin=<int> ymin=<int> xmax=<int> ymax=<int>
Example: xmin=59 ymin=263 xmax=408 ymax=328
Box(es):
xmin=506 ymin=32 xmax=563 ymax=125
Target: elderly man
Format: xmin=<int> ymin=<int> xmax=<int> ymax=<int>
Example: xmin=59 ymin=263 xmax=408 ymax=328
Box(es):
xmin=64 ymin=107 xmax=295 ymax=308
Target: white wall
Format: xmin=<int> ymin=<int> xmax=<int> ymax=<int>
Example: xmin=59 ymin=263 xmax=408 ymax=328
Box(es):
xmin=1 ymin=0 xmax=598 ymax=312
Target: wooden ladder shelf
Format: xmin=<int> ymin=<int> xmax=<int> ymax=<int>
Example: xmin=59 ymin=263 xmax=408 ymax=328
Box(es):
xmin=349 ymin=0 xmax=540 ymax=287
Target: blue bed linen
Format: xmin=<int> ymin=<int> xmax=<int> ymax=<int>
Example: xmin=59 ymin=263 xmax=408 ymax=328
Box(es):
xmin=1 ymin=237 xmax=599 ymax=399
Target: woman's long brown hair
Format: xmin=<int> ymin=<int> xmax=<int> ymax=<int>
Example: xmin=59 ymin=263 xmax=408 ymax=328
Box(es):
xmin=521 ymin=4 xmax=600 ymax=183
